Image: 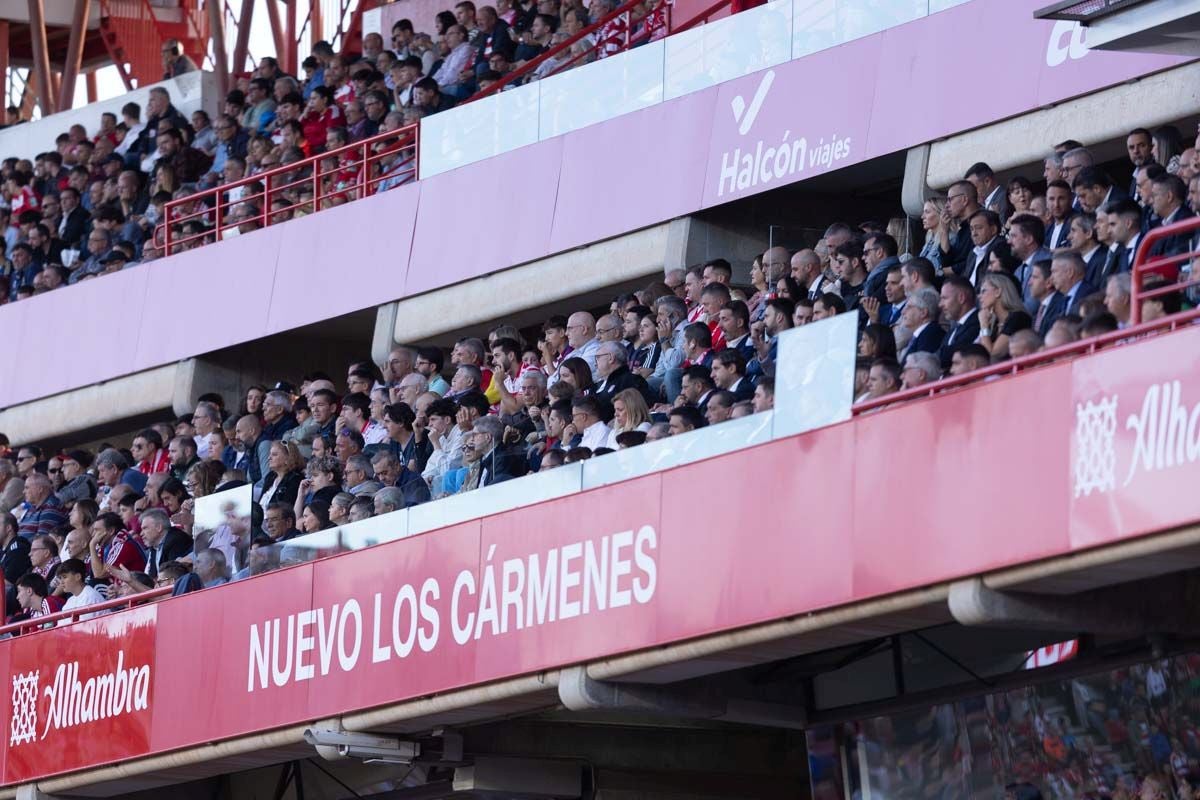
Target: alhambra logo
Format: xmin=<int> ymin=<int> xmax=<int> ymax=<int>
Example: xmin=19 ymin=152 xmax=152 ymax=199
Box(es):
xmin=8 ymin=652 xmax=150 ymax=746
xmin=716 ymin=69 xmax=852 ymax=198
xmin=1073 ymin=395 xmax=1118 ymax=497
xmin=1073 ymin=381 xmax=1200 ymax=498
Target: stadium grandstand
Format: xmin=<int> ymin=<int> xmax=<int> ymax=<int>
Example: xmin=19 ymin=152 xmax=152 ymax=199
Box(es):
xmin=0 ymin=0 xmax=1198 ymax=798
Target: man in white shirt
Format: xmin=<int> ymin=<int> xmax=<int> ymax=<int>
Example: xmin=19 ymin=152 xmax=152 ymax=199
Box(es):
xmin=572 ymin=396 xmax=612 ymax=451
xmin=57 ymin=559 xmax=106 ymax=625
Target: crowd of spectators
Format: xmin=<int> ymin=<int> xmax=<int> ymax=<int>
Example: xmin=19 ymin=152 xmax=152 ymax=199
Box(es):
xmin=0 ymin=60 xmax=1197 ymax=624
xmin=0 ymin=0 xmax=674 ymax=287
xmin=810 ymin=654 xmax=1200 ymax=800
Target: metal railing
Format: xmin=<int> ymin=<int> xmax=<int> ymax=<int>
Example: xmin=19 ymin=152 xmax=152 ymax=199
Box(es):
xmin=161 ymin=0 xmax=733 ymax=255
xmin=855 ymin=215 xmax=1200 ymax=414
xmin=97 ymin=0 xmax=173 ymax=89
xmin=0 ymin=587 xmax=171 ymax=638
xmin=162 ymin=123 xmax=419 ymax=253
xmin=1130 ymin=214 xmax=1200 ymax=325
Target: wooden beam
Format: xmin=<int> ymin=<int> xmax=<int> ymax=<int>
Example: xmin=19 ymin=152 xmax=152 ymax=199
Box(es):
xmin=85 ymin=70 xmax=97 ymax=103
xmin=57 ymin=0 xmax=89 ymax=111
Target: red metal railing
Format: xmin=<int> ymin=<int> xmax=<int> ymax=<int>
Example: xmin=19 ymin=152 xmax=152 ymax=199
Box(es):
xmin=1130 ymin=214 xmax=1200 ymax=325
xmin=161 ymin=0 xmax=733 ymax=255
xmin=0 ymin=587 xmax=171 ymax=638
xmin=162 ymin=123 xmax=419 ymax=253
xmin=855 ymin=214 xmax=1200 ymax=414
xmin=97 ymin=0 xmax=173 ymax=90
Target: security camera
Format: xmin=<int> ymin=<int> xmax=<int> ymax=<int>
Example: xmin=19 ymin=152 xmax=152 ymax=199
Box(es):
xmin=304 ymin=728 xmax=421 ymax=764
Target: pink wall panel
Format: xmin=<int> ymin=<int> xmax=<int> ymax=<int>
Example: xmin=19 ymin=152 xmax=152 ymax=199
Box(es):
xmin=0 ymin=297 xmax=30 ymax=400
xmin=849 ymin=366 xmax=1075 ymax=598
xmin=550 ymin=87 xmax=719 ymax=253
xmin=658 ymin=429 xmax=857 ymax=635
xmin=266 ymin=184 xmax=419 ymax=334
xmin=132 ymin=226 xmax=283 ymax=371
xmin=405 ymin=137 xmax=564 ymax=297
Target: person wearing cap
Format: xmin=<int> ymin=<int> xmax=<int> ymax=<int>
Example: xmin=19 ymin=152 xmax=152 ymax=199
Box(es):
xmin=98 ymin=249 xmax=128 ymax=276
xmin=56 ymin=450 xmax=97 ymax=505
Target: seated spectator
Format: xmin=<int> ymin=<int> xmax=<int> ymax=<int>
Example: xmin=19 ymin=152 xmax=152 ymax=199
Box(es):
xmin=56 ymin=558 xmax=106 ymax=624
xmin=900 ymin=352 xmax=941 ymax=389
xmin=668 ymin=405 xmax=706 ymax=436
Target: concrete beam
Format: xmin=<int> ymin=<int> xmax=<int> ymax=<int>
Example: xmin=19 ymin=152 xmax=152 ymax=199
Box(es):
xmin=383 ymin=223 xmax=671 ymax=346
xmin=925 ymin=62 xmax=1200 ymax=189
xmin=559 ymin=666 xmax=807 ymax=729
xmin=948 ymin=574 xmax=1200 ymax=637
xmin=901 ymin=144 xmax=934 ymax=219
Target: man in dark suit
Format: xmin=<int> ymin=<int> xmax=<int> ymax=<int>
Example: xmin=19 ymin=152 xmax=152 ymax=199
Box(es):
xmin=57 ymin=187 xmax=91 ymax=251
xmin=1041 ymin=252 xmax=1093 ymax=335
xmin=681 ymin=366 xmax=716 ymax=415
xmin=592 ymin=341 xmax=653 ymax=405
xmin=936 ymin=276 xmax=981 ymax=370
xmin=1072 ymin=167 xmax=1127 ymax=215
xmin=1028 ymin=259 xmax=1063 ymax=337
xmin=965 ymin=162 xmax=1011 ymax=221
xmin=1126 ymin=128 xmax=1154 ymax=201
xmin=960 ymin=209 xmax=1009 ymax=291
xmin=898 ymin=286 xmax=944 ymax=363
xmin=1043 ymin=180 xmax=1076 ymax=250
xmin=711 ymin=350 xmax=755 ymax=402
xmin=139 ymin=508 xmax=191 ymax=578
xmin=1146 ymin=174 xmax=1196 ymax=265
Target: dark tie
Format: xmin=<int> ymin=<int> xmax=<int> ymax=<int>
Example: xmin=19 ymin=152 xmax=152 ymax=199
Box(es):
xmin=1114 ymin=243 xmax=1128 ymax=274
xmin=1034 ymin=302 xmax=1047 ymax=332
xmin=147 ymin=547 xmax=159 ymax=577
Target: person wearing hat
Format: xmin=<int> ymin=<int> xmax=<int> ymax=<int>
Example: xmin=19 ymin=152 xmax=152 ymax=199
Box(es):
xmin=98 ymin=249 xmax=128 ymax=276
xmin=57 ymin=450 xmax=98 ymax=505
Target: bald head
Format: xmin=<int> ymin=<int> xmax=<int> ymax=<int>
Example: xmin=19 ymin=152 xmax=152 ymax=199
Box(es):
xmin=307 ymin=379 xmax=335 ymax=398
xmin=762 ymin=247 xmax=790 ymax=282
xmin=791 ymin=248 xmax=820 ymax=283
xmin=235 ymin=414 xmax=261 ymax=448
xmin=566 ymin=311 xmax=596 ymax=348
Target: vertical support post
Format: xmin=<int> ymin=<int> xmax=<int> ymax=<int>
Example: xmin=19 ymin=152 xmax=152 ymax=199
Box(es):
xmin=0 ymin=21 xmax=9 ymax=110
xmin=58 ymin=0 xmax=89 ymax=112
xmin=311 ymin=0 xmax=323 ymax=45
xmin=266 ymin=1 xmax=288 ymax=73
xmin=232 ymin=0 xmax=255 ymax=76
xmin=85 ymin=71 xmax=97 ymax=103
xmin=285 ymin=0 xmax=298 ymax=76
xmin=26 ymin=0 xmax=54 ymax=116
xmin=207 ymin=0 xmax=230 ymax=95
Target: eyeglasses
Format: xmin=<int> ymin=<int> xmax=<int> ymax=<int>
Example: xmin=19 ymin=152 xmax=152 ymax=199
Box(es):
xmin=48 ymin=468 xmax=60 ymax=474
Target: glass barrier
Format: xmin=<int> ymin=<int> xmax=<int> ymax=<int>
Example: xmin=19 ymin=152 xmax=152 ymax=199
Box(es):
xmin=664 ymin=0 xmax=792 ymax=101
xmin=192 ymin=485 xmax=253 ymax=579
xmin=419 ymin=0 xmax=979 ymax=177
xmin=774 ymin=311 xmax=857 ymax=438
xmin=538 ymin=39 xmax=667 ymax=140
xmin=792 ymin=0 xmax=926 ymax=59
xmin=418 ymin=83 xmax=540 ymax=176
xmin=232 ymin=316 xmax=855 ymax=580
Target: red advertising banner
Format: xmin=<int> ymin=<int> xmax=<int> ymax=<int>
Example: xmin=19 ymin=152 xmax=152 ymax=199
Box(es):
xmin=2 ymin=606 xmax=156 ymax=784
xmin=3 ymin=325 xmax=1199 ymax=787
